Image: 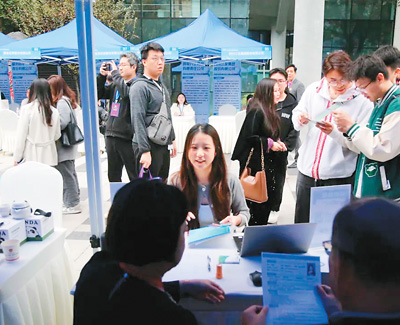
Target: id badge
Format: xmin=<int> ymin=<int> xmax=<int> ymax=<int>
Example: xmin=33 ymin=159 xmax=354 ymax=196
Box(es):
xmin=110 ymin=103 xmax=120 ymax=117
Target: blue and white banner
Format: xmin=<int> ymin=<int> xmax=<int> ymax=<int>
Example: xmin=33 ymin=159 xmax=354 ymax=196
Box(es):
xmin=0 ymin=61 xmax=11 ymax=101
xmin=212 ymin=61 xmax=241 ymax=114
xmin=221 ymin=46 xmax=272 ymax=60
xmin=182 ymin=62 xmax=210 ymax=123
xmin=0 ymin=48 xmax=41 ymax=60
xmin=11 ymin=62 xmax=38 ymax=104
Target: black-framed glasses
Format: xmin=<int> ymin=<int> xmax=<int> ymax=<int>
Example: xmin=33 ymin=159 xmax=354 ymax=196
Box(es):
xmin=356 ymin=80 xmax=372 ymax=93
xmin=323 ymin=240 xmax=332 ymax=255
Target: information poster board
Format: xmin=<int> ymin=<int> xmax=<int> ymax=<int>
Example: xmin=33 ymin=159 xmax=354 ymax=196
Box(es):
xmin=11 ymin=62 xmax=38 ymax=104
xmin=0 ymin=61 xmax=11 ymax=101
xmin=181 ymin=62 xmax=210 ymax=123
xmin=212 ymin=61 xmax=241 ymax=115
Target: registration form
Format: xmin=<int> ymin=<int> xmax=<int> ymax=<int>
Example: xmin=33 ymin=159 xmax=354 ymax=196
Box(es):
xmin=261 ymin=253 xmax=328 ymax=325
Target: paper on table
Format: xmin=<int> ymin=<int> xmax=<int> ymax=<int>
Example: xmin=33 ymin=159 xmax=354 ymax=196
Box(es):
xmin=261 ymin=252 xmax=328 ymax=325
xmin=309 ymin=184 xmax=351 ymax=248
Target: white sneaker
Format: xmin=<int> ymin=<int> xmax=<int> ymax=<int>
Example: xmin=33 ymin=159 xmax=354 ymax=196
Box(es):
xmin=62 ymin=205 xmax=81 ymax=215
xmin=268 ymin=211 xmax=279 ymax=224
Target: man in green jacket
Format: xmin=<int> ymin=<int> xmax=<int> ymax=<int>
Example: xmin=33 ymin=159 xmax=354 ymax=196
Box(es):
xmin=332 ymin=55 xmax=400 ymax=201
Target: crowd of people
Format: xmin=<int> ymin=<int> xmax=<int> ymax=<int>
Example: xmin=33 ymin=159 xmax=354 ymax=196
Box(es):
xmin=9 ymin=40 xmax=400 ymax=323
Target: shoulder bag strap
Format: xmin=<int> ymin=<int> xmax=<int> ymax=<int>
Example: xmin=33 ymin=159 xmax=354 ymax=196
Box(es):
xmin=244 ymin=139 xmax=265 ymax=172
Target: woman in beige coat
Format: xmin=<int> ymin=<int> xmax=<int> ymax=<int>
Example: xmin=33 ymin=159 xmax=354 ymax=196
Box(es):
xmin=14 ymin=78 xmax=61 ymax=166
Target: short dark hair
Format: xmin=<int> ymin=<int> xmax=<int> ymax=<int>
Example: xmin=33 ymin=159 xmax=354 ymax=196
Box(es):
xmin=269 ymin=68 xmax=288 ymax=80
xmin=374 ymin=45 xmax=400 ymax=71
xmin=322 ymin=50 xmax=351 ymax=77
xmin=120 ymin=52 xmax=138 ymax=67
xmin=286 ymin=64 xmax=297 ymax=72
xmin=332 ymin=198 xmax=400 ymax=284
xmin=140 ymin=42 xmax=164 ymax=60
xmin=105 ymin=179 xmax=188 ymax=266
xmin=348 ymin=55 xmax=389 ymax=82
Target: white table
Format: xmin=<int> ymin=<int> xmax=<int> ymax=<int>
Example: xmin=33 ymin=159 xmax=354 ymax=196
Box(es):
xmin=172 ymin=115 xmax=196 ymax=152
xmin=208 ymin=115 xmax=236 ymax=154
xmin=163 ymin=242 xmax=329 ymax=325
xmin=0 ymin=228 xmax=73 ymax=325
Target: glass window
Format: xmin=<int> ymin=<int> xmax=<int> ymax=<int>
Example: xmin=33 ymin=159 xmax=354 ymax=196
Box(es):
xmin=349 ymin=21 xmax=382 ymax=57
xmin=351 ymin=0 xmax=381 ymax=20
xmin=231 ymin=0 xmax=249 ymax=18
xmin=241 ymin=63 xmax=258 ymax=93
xmin=142 ymin=0 xmax=171 ymax=18
xmin=230 ymin=19 xmax=249 ymax=36
xmin=172 ymin=0 xmax=200 ymax=17
xmin=381 ymin=0 xmax=396 ymax=20
xmin=142 ymin=19 xmax=171 ymax=41
xmin=324 ymin=0 xmax=351 ymax=19
xmin=171 ymin=18 xmax=195 ymax=32
xmin=323 ymin=21 xmax=348 ymax=49
xmin=201 ymin=0 xmax=230 ymax=18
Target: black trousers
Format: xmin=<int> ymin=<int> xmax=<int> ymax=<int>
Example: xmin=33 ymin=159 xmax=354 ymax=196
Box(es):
xmin=133 ymin=141 xmax=170 ymax=182
xmin=294 ymin=172 xmax=355 ymax=223
xmin=105 ymin=136 xmax=137 ymax=182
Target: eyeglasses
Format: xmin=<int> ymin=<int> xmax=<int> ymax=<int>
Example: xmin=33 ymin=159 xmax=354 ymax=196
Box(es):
xmin=323 ymin=240 xmax=332 ymax=255
xmin=118 ymin=63 xmax=132 ymax=67
xmin=148 ymin=57 xmax=165 ymax=63
xmin=327 ymin=78 xmax=348 ymax=87
xmin=356 ymin=80 xmax=372 ymax=93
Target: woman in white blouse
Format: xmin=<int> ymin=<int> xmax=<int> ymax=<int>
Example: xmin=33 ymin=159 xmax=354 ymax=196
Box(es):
xmin=170 ymin=93 xmax=195 ymax=116
xmin=14 ymin=78 xmax=60 ymax=166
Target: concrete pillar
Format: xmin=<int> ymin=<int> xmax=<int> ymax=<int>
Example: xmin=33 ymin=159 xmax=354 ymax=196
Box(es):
xmin=270 ymin=26 xmax=287 ymax=70
xmin=393 ymin=3 xmax=400 ymax=49
xmin=292 ymin=0 xmax=325 ymax=87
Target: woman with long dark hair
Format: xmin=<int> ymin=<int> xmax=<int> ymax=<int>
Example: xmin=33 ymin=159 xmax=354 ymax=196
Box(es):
xmin=170 ymin=123 xmax=249 ymax=229
xmin=170 ymin=93 xmax=195 ymax=116
xmin=232 ymin=78 xmax=287 ymax=225
xmin=47 ymin=75 xmax=81 ymax=214
xmin=14 ymin=78 xmax=60 ymax=165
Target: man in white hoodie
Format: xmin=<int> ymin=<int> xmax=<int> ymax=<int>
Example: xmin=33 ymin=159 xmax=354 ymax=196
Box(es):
xmin=291 ymin=51 xmax=373 ymax=223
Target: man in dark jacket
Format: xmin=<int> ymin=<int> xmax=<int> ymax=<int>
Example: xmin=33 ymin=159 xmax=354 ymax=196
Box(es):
xmin=129 ymin=42 xmax=176 ymax=181
xmin=97 ymin=52 xmax=138 ymax=182
xmin=317 ymin=198 xmax=400 ymax=324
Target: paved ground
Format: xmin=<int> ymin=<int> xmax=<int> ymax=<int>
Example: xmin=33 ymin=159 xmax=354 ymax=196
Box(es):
xmin=0 ymin=150 xmax=298 ymax=282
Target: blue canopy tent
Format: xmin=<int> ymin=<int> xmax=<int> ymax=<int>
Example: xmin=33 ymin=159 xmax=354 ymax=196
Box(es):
xmin=0 ymin=17 xmax=134 ymax=64
xmin=133 ymin=9 xmax=272 ymax=63
xmin=0 ymin=32 xmax=16 ymax=47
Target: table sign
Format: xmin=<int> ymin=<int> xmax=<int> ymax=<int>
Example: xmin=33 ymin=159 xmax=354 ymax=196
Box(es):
xmin=309 ymin=184 xmax=351 ymax=248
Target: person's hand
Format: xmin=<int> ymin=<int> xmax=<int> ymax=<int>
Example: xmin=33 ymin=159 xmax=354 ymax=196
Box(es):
xmin=220 ymin=214 xmax=242 ymax=226
xmin=186 ymin=212 xmax=196 ymax=225
xmin=333 ymin=110 xmax=355 ymax=133
xmin=99 ymin=62 xmax=110 ymax=76
xmin=241 ymin=305 xmax=269 ymax=325
xmin=109 ymin=60 xmax=117 ymax=72
xmin=14 ymin=161 xmax=18 ymax=166
xmin=170 ymin=140 xmax=177 ymax=158
xmin=316 ymin=284 xmax=342 ymax=317
xmin=316 ymin=120 xmax=334 ymax=135
xmin=298 ymin=112 xmax=311 ymax=126
xmin=271 ymin=141 xmax=286 ymax=151
xmin=180 ymin=279 xmax=225 ymax=304
xmin=140 ymin=151 xmax=152 ymax=168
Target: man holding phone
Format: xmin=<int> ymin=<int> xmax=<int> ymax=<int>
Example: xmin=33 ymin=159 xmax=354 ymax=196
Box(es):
xmin=97 ymin=52 xmax=138 ymax=182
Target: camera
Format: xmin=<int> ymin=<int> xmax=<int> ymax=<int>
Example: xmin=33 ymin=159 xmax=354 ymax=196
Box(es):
xmin=104 ymin=62 xmax=112 ymax=71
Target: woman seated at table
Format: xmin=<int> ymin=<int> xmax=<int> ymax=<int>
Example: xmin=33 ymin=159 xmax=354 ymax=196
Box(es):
xmin=170 ymin=93 xmax=195 ymax=116
xmin=169 ymin=123 xmax=249 ymax=229
xmin=14 ymin=78 xmax=61 ymax=166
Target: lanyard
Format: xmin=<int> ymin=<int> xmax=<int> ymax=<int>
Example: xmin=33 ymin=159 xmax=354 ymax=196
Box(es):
xmin=114 ymin=89 xmax=120 ymax=103
xmin=151 ymin=79 xmax=165 ymax=102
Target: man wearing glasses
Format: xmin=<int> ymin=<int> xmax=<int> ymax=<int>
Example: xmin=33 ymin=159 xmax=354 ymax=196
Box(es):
xmin=97 ymin=53 xmax=139 ymax=182
xmin=317 ymin=198 xmax=400 ymax=324
xmin=129 ymin=42 xmax=176 ymax=181
xmin=292 ymin=51 xmax=373 ymax=223
xmin=332 ymin=55 xmax=400 ymax=201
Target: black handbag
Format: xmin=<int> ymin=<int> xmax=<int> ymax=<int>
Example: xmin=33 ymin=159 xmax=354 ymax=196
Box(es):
xmin=60 ymin=100 xmax=84 ymax=147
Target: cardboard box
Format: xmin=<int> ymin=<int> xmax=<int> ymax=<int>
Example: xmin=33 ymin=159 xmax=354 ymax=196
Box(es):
xmin=0 ymin=218 xmax=27 ymax=252
xmin=25 ymin=214 xmax=54 ymax=241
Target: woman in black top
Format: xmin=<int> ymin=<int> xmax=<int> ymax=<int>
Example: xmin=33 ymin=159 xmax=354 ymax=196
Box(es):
xmin=232 ymin=78 xmax=288 ymax=225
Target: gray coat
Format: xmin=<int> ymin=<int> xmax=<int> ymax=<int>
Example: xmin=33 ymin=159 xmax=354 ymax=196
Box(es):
xmin=56 ymin=97 xmax=78 ymax=163
xmin=288 ymin=78 xmax=305 ymax=101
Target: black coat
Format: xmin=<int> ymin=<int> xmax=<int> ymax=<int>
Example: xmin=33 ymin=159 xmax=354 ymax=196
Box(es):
xmin=232 ymin=107 xmax=288 ymax=210
xmin=277 ymin=92 xmax=298 ymax=151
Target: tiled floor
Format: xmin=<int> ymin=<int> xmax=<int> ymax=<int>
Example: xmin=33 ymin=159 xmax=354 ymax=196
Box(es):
xmin=0 ymin=150 xmax=298 ymax=282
